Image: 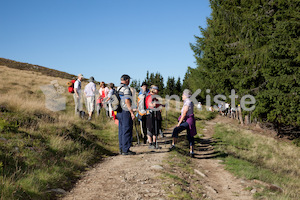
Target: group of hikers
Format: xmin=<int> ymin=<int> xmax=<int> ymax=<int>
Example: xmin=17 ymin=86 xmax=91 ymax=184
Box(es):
xmin=70 ymin=73 xmax=197 ymax=157
xmin=70 ymin=74 xmax=116 ymax=120
xmin=218 ymin=102 xmax=237 ymax=118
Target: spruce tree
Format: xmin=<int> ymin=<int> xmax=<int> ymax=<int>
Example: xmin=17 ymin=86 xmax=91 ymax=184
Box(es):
xmin=184 ymin=0 xmax=300 ymax=133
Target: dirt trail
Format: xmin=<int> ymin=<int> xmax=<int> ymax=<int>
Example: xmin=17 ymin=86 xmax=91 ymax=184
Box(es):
xmin=192 ymin=117 xmax=253 ymax=200
xmin=61 ymin=116 xmax=253 ymax=200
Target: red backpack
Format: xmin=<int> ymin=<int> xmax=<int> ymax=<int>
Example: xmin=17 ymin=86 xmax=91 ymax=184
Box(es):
xmin=67 ymin=80 xmax=76 ymax=93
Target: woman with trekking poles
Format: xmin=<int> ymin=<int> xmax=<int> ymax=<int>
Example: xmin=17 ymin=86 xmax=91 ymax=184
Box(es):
xmin=169 ymin=89 xmax=197 ymax=158
xmin=97 ymin=82 xmax=109 ymax=116
xmin=145 ymin=85 xmax=163 ymax=149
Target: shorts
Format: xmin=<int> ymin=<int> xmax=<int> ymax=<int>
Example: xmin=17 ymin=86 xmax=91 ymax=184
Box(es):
xmin=86 ymin=96 xmax=95 ymax=113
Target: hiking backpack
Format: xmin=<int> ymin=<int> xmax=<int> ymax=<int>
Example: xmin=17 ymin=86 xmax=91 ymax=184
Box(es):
xmin=138 ymin=92 xmax=147 ymax=117
xmin=67 ymin=80 xmax=76 ymax=93
xmin=109 ymin=86 xmax=124 ymax=112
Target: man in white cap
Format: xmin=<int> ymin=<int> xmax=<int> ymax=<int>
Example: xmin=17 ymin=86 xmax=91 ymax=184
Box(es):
xmin=74 ymin=74 xmax=83 ymax=116
xmin=84 ymin=76 xmax=96 ymax=120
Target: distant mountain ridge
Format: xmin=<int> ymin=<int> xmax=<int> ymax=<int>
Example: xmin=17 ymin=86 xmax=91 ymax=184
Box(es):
xmin=0 ymin=57 xmax=76 ymax=80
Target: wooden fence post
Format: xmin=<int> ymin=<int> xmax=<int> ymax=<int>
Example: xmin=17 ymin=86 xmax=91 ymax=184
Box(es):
xmin=245 ymin=115 xmax=249 ymax=125
xmin=249 ymin=112 xmax=252 ymax=124
xmin=238 ymin=105 xmax=244 ymax=125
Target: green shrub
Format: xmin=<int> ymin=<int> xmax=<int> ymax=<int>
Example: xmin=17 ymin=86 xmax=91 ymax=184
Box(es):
xmin=0 ymin=161 xmax=3 ymax=175
xmin=0 ymin=119 xmax=18 ymax=133
xmin=293 ymin=138 xmax=300 ymax=147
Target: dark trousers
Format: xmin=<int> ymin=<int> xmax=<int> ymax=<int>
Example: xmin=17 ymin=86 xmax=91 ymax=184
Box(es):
xmin=172 ymin=122 xmax=194 ymax=146
xmin=140 ymin=115 xmax=147 ymax=144
xmin=117 ymin=110 xmax=133 ymax=153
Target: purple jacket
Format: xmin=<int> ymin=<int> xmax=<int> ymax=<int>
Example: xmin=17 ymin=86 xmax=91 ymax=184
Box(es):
xmin=178 ymin=114 xmax=197 ymax=137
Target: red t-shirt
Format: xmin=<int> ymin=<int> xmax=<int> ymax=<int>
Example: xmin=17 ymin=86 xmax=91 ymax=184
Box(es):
xmin=145 ymin=94 xmax=161 ymax=109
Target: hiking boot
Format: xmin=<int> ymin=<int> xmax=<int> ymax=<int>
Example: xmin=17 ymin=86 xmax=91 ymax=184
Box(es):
xmin=189 ymin=152 xmax=195 ymax=158
xmin=119 ymin=148 xmax=123 ymax=155
xmin=160 ymin=130 xmax=164 ymax=138
xmin=148 ymin=144 xmax=155 ymax=149
xmin=169 ymin=145 xmax=176 ymax=151
xmin=122 ymin=150 xmax=136 ymax=155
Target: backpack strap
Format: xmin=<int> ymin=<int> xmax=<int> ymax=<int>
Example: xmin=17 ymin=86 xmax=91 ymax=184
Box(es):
xmin=117 ymin=85 xmax=124 ymax=95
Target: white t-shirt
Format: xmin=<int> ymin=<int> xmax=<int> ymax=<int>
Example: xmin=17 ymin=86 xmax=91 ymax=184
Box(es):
xmin=74 ymin=79 xmax=81 ymax=94
xmin=225 ymin=103 xmax=230 ymax=109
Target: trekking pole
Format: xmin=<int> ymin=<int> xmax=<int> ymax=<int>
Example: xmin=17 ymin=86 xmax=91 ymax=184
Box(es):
xmin=154 ymin=111 xmax=161 ymax=149
xmin=140 ymin=119 xmax=147 ymax=144
xmin=134 ymin=119 xmax=140 ymax=145
xmin=165 ymin=103 xmax=168 ymax=130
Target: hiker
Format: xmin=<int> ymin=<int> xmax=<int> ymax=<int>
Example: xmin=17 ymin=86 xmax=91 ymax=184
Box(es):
xmin=74 ymin=74 xmax=84 ymax=116
xmin=231 ymin=106 xmax=236 ymax=119
xmin=99 ymin=82 xmax=109 ymax=117
xmin=137 ymin=82 xmax=149 ymax=144
xmin=224 ymin=102 xmax=230 ymax=116
xmin=145 ymin=85 xmax=163 ymax=149
xmin=84 ymin=76 xmax=96 ymax=120
xmin=104 ymin=83 xmax=116 ymax=119
xmin=116 ymin=74 xmax=136 ymax=155
xmin=197 ymin=102 xmax=202 ymax=110
xmin=99 ymin=82 xmax=109 ymax=99
xmin=218 ymin=103 xmax=223 ymax=115
xmin=96 ymin=82 xmax=102 ymax=116
xmin=169 ymin=89 xmax=197 ymax=158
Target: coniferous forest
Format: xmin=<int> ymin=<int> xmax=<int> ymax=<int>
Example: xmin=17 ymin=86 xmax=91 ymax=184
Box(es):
xmin=183 ymin=0 xmax=300 ymax=136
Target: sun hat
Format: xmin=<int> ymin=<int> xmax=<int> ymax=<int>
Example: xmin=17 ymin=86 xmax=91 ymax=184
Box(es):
xmin=183 ymin=89 xmax=192 ymax=97
xmin=89 ymin=76 xmax=95 ymax=82
xmin=151 ymin=85 xmax=159 ymax=91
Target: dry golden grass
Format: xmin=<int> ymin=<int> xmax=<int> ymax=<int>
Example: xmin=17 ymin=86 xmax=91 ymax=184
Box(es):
xmin=0 ymin=65 xmax=99 ymax=114
xmin=0 ymin=66 xmax=66 ymax=112
xmin=0 ymin=64 xmax=121 ymax=137
xmin=0 ymin=65 xmax=119 ymax=199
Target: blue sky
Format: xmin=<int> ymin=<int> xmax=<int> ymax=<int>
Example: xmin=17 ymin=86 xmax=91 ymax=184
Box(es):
xmin=0 ymin=0 xmax=211 ymax=85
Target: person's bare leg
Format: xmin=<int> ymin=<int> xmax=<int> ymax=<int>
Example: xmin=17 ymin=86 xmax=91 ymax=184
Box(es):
xmin=190 ymin=145 xmax=194 ymax=152
xmin=172 ymin=138 xmax=177 ymax=146
xmin=147 ymin=135 xmax=152 ymax=144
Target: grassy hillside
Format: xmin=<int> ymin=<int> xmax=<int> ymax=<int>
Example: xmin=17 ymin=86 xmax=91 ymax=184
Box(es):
xmin=0 ymin=65 xmax=119 ymax=199
xmin=0 ymin=58 xmax=76 ymax=80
